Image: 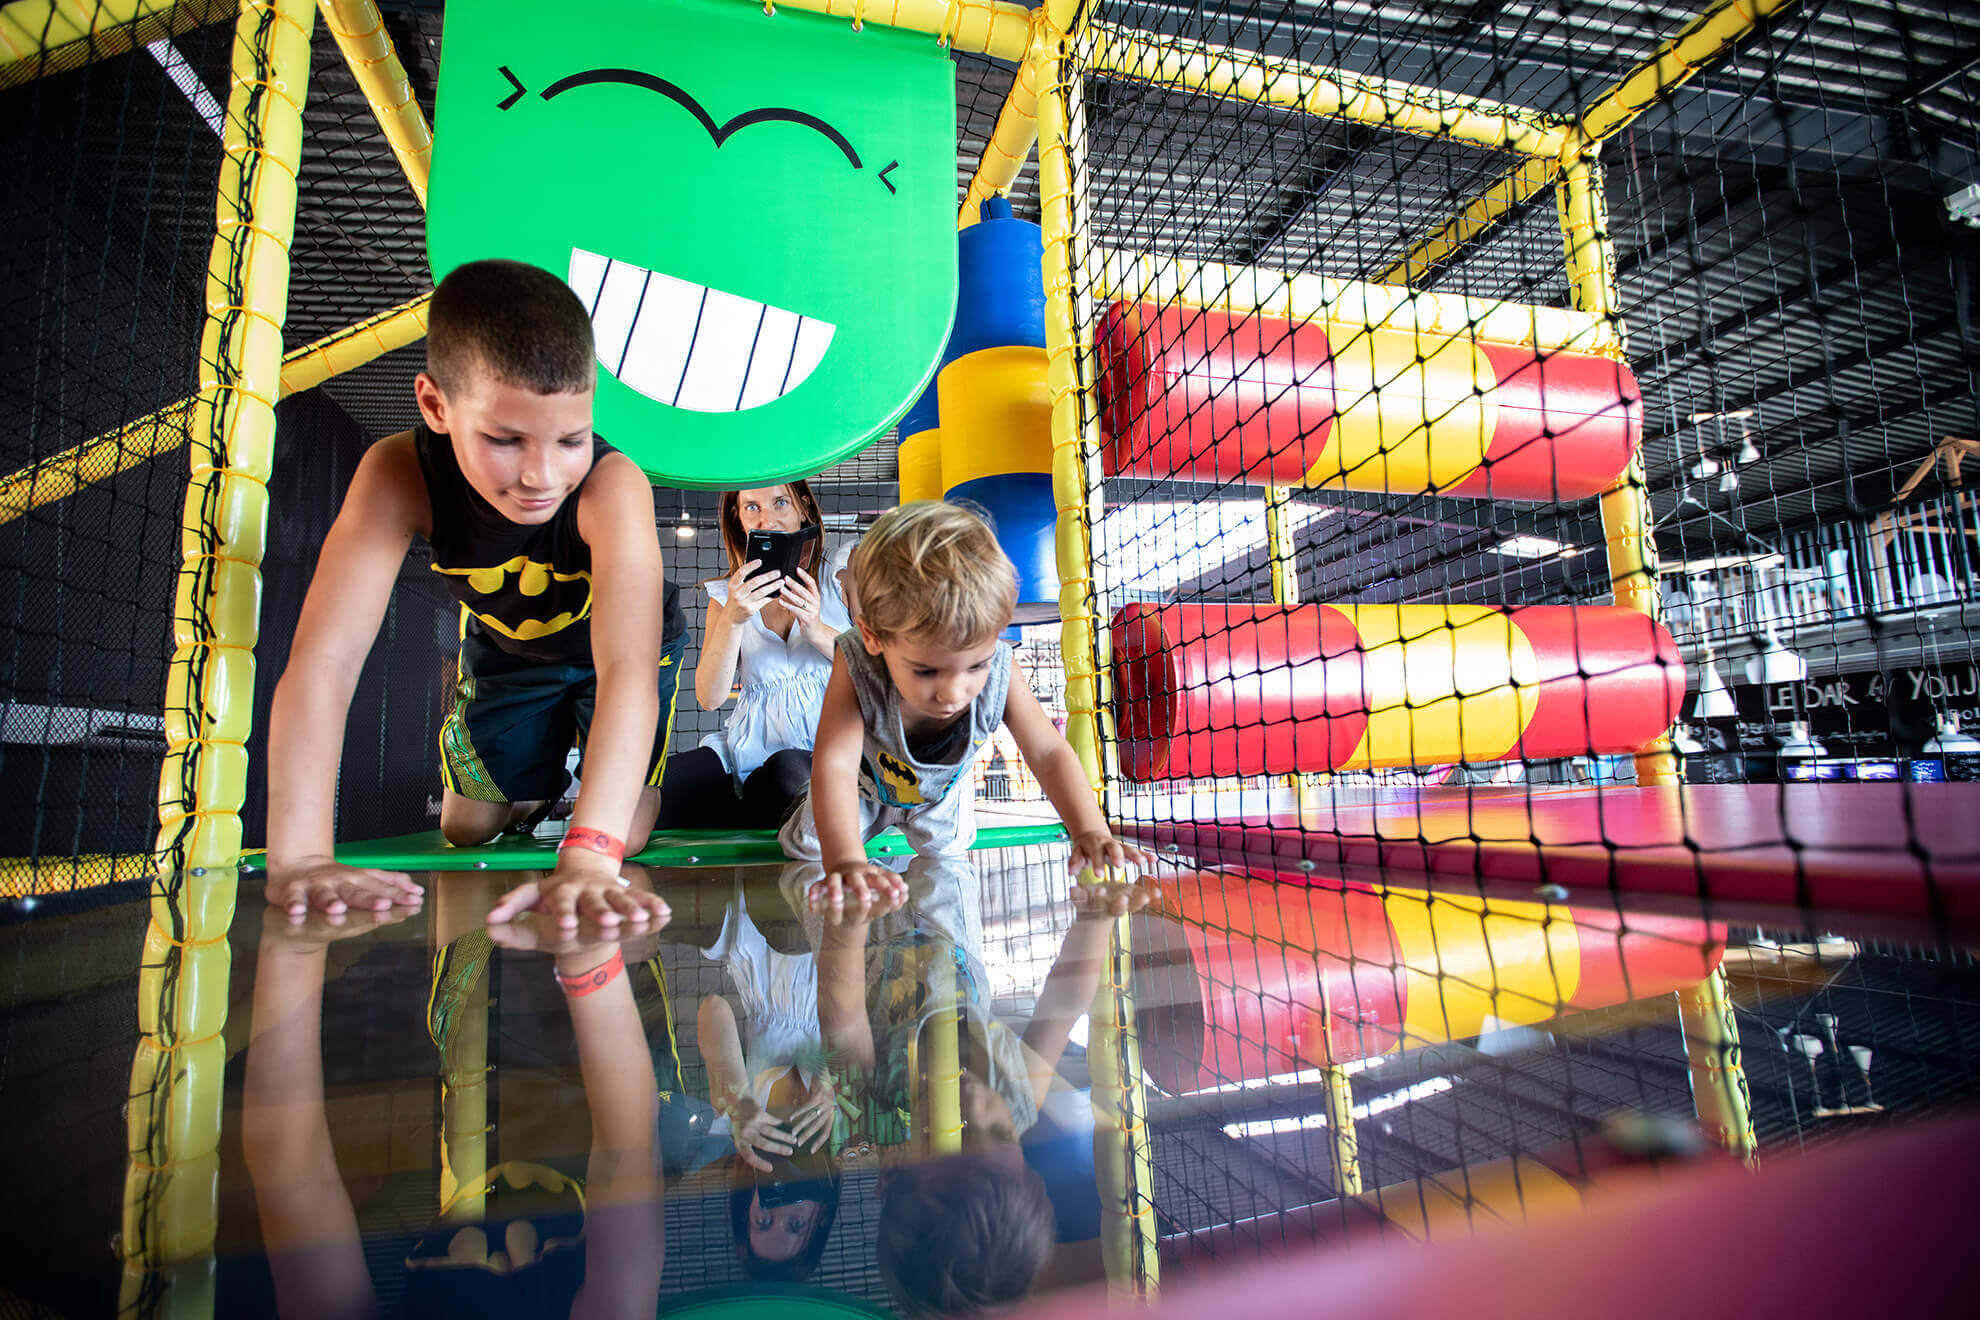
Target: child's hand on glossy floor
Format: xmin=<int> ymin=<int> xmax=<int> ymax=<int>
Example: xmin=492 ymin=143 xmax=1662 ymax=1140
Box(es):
xmin=1066 ymin=829 xmax=1155 ymax=880
xmin=1070 ymin=875 xmax=1163 ymax=920
xmin=807 ymin=861 xmax=908 ymax=925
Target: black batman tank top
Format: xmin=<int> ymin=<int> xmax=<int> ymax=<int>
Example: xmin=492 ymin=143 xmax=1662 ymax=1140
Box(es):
xmin=413 ymin=424 xmax=683 ymax=665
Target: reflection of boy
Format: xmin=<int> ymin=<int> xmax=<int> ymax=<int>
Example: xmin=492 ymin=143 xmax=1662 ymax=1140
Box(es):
xmin=780 ymin=502 xmax=1152 ymax=913
xmin=265 ymin=259 xmax=679 ymax=927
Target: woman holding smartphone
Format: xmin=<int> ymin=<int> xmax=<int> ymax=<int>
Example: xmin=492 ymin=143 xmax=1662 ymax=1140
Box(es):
xmin=658 ymin=482 xmax=852 ymax=830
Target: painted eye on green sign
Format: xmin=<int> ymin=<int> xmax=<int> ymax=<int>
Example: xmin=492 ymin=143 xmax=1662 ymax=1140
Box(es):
xmin=430 ymin=0 xmax=959 ymax=488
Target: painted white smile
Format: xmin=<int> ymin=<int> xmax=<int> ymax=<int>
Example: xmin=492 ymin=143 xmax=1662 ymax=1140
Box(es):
xmin=568 ymin=248 xmax=835 ymax=413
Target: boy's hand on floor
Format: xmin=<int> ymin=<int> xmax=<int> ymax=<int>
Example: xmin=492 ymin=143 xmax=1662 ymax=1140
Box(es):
xmin=1067 ymin=830 xmax=1155 ymax=881
xmin=485 ymin=851 xmax=671 ymax=929
xmin=264 ymin=858 xmax=423 ymax=917
xmin=807 ymin=862 xmax=908 ymax=925
xmin=1071 ymin=876 xmax=1163 ymax=921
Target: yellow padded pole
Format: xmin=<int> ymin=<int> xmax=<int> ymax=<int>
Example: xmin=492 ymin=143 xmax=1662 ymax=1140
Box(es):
xmin=1036 ymin=16 xmax=1159 ymax=1297
xmin=1378 ymin=154 xmax=1561 ymax=288
xmin=1085 ymin=21 xmax=1573 ymax=158
xmin=316 ymin=0 xmax=431 ymax=207
xmin=1560 ymin=150 xmax=1676 ymax=785
xmin=750 ymin=0 xmax=1031 ymax=61
xmin=958 ymin=33 xmax=1041 ymax=228
xmin=155 ymin=0 xmax=315 ymax=875
xmin=0 ymin=290 xmax=429 ymax=527
xmin=0 ymin=0 xmax=235 ymax=90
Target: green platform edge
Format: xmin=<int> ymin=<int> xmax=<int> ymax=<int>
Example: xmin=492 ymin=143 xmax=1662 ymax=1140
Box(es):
xmin=239 ymin=823 xmax=1070 ymax=871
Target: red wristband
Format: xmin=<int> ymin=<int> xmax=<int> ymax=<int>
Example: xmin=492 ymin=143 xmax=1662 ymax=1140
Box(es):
xmin=558 ymin=827 xmax=625 ymax=863
xmin=555 ymin=947 xmax=625 ymax=998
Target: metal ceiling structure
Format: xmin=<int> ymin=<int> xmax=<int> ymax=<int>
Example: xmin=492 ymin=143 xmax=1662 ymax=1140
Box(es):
xmin=48 ymin=0 xmax=1972 ymax=603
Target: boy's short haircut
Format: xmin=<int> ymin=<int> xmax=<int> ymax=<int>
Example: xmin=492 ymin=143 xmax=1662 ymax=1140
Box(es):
xmin=849 ymin=501 xmax=1018 ymax=649
xmin=877 ymin=1151 xmax=1054 ymax=1316
xmin=427 ymin=258 xmax=595 ymax=397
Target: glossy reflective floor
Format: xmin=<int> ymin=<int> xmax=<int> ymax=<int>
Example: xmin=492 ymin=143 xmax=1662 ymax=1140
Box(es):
xmin=5 ymin=842 xmax=1980 ymax=1316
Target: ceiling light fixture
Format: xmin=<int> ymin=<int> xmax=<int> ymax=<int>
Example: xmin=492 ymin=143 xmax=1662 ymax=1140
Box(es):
xmin=1745 ymin=626 xmax=1808 ymax=685
xmin=1694 ymin=647 xmax=1739 ymax=719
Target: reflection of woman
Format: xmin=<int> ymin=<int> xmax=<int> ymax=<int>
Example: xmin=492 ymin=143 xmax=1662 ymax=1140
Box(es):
xmin=698 ymin=883 xmax=842 ymax=1281
xmin=659 ymin=482 xmax=851 ymax=830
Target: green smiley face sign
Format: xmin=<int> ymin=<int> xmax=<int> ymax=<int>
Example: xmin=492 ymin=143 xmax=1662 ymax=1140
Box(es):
xmin=429 ymin=0 xmax=958 ymax=487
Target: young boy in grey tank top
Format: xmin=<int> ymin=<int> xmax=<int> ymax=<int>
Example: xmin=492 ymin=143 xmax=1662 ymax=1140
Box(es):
xmin=778 ymin=502 xmax=1152 ymax=921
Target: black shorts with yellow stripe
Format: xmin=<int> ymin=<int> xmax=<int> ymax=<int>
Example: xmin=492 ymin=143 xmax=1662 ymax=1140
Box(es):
xmin=439 ymin=628 xmax=688 ymax=805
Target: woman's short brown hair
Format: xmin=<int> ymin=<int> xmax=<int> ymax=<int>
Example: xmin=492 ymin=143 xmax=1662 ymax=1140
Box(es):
xmin=849 ymin=502 xmax=1017 ymax=649
xmin=717 ymin=481 xmax=825 ymax=577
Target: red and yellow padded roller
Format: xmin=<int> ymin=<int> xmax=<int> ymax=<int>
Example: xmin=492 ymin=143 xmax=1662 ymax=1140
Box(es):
xmin=1096 ymin=301 xmax=1641 ymax=500
xmin=1112 ymin=602 xmax=1683 ymax=780
xmin=1131 ymin=870 xmax=1725 ymax=1093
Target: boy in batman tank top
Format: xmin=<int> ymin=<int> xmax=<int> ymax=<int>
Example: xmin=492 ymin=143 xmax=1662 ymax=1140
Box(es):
xmin=265 ymin=260 xmax=682 ymax=929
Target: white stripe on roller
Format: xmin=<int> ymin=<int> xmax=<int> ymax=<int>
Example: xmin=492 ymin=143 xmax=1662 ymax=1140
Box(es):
xmin=739 ymin=306 xmax=803 ymax=411
xmin=674 ymin=284 xmax=759 ymax=414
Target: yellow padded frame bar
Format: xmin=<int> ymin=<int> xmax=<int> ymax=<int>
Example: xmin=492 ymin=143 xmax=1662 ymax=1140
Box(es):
xmin=317 ymin=0 xmax=430 ymax=207
xmin=0 ymin=0 xmax=234 ymax=90
xmin=1383 ymin=0 xmax=1800 ymax=287
xmin=0 ymin=291 xmax=430 ymax=527
xmin=154 ymin=0 xmax=315 ymax=872
xmin=958 ymin=28 xmax=1042 ymax=228
xmin=1085 ymin=21 xmax=1574 ymax=158
xmin=756 ymin=0 xmax=1031 ymax=61
xmin=1037 ymin=10 xmax=1160 ymax=1297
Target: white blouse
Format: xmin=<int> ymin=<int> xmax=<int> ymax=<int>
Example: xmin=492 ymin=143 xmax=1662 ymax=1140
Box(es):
xmin=698 ymin=543 xmax=853 ymax=784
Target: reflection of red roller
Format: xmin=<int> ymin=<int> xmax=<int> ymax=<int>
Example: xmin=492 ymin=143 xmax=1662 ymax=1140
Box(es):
xmin=1097 ymin=302 xmax=1641 ymax=500
xmin=1131 ymin=871 xmax=1725 ymax=1093
xmin=1112 ymin=602 xmax=1683 ymax=780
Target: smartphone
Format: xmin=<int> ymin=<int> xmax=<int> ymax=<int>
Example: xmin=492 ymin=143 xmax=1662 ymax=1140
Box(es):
xmin=744 ymin=523 xmax=820 ymax=582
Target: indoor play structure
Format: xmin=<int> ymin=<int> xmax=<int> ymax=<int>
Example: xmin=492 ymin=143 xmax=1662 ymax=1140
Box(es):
xmin=5 ymin=0 xmax=1980 ymax=1312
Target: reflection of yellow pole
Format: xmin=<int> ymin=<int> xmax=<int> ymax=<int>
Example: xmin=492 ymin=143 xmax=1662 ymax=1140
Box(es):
xmin=1560 ymin=151 xmax=1675 ymax=785
xmin=154 ymin=0 xmax=318 ymax=873
xmin=925 ymin=955 xmax=963 ymax=1155
xmin=118 ymin=842 xmax=237 ymax=1311
xmin=1313 ymin=975 xmax=1365 ymax=1197
xmin=0 ymin=292 xmax=430 ymax=527
xmin=1320 ymin=1056 xmax=1363 ymax=1193
xmin=750 ymin=0 xmax=1031 ymax=61
xmin=1676 ymin=966 xmax=1756 ymax=1164
xmin=1264 ymin=484 xmax=1298 ymax=606
xmin=0 ymin=0 xmax=235 ymax=91
xmin=435 ymin=937 xmax=492 ymax=1221
xmin=1085 ymin=22 xmax=1571 ymax=157
xmin=1037 ymin=16 xmax=1158 ymax=1298
xmin=317 ymin=0 xmax=431 ymax=207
